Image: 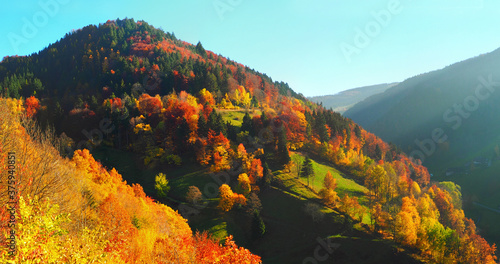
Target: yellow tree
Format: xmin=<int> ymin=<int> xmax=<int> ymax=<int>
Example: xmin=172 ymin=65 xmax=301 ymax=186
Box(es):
xmin=319 ymin=171 xmax=339 ymax=207
xmin=218 ymin=184 xmax=235 ymax=212
xmin=1 ymin=196 xmax=68 ymax=263
xmin=365 ymin=165 xmax=388 ymax=202
xmin=323 ymin=171 xmax=337 ymax=190
xmin=237 ymin=173 xmax=251 ymax=196
xmin=395 ymin=197 xmax=421 ymax=247
xmin=211 ymin=146 xmax=231 ymax=172
xmin=155 ymin=173 xmax=170 ymax=198
xmin=411 ymin=181 xmax=422 ymax=198
xmin=339 ymin=194 xmax=364 ymax=222
xmin=370 ymin=202 xmax=392 ymax=233
xmin=232 ymin=86 xmax=251 ymax=108
xmin=218 ymin=94 xmax=235 ymax=109
xmin=198 ymin=88 xmax=215 ymax=106
xmin=319 ymin=188 xmax=340 ymax=208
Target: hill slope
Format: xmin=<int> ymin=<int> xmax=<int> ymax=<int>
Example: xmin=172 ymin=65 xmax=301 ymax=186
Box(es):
xmin=345 ymin=48 xmax=500 ymax=169
xmin=309 ymin=83 xmax=397 ymax=113
xmin=0 ymin=98 xmax=261 ymax=263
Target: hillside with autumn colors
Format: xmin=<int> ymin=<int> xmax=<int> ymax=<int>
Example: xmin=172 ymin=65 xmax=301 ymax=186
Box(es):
xmin=0 ymin=18 xmax=497 ymax=263
xmin=0 ymin=98 xmax=261 ymax=263
xmin=343 ymin=48 xmax=500 ymax=247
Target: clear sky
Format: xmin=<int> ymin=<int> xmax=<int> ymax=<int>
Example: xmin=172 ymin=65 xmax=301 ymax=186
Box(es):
xmin=1 ymin=0 xmax=500 ymax=96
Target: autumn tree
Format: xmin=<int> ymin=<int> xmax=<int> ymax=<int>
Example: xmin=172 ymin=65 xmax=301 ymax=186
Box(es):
xmin=232 ymin=86 xmax=251 ymax=108
xmin=208 ymin=130 xmax=231 ymax=172
xmin=215 ymin=184 xmax=247 ymax=212
xmin=395 ymin=197 xmax=420 ymax=247
xmin=319 ymin=171 xmax=339 ymax=207
xmin=365 ymin=165 xmax=388 ymax=202
xmin=0 ymin=197 xmax=69 ymax=263
xmin=340 ymin=194 xmax=365 ymax=222
xmin=319 ymin=189 xmax=340 ymax=208
xmin=370 ymin=202 xmax=392 ymax=233
xmin=245 ymin=193 xmax=263 ymax=214
xmin=99 ymin=194 xmax=138 ymax=254
xmin=194 ymin=138 xmax=211 ymax=165
xmin=323 ymin=171 xmax=337 ymax=190
xmin=138 ymin=93 xmax=162 ymax=115
xmin=155 ymin=173 xmax=170 ymax=198
xmin=248 ymin=158 xmax=263 ymax=184
xmin=198 ymin=88 xmax=215 ymax=106
xmin=24 ymin=96 xmax=40 ymax=117
xmin=186 ymin=186 xmax=203 ymax=205
xmin=237 ymin=173 xmax=251 ymax=195
xmin=218 ymin=184 xmax=235 ymax=212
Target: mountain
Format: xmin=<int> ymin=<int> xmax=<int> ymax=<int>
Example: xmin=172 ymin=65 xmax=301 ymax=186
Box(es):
xmin=309 ymin=83 xmax=397 ymax=113
xmin=344 ymin=48 xmax=500 ymax=168
xmin=344 ymin=48 xmax=500 ymax=246
xmin=0 ymin=18 xmax=496 ymax=263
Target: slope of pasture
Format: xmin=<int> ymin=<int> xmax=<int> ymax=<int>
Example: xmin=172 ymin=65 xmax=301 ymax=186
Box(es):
xmin=289 ymin=153 xmax=369 ymax=201
xmin=218 ymin=109 xmax=262 ymax=126
xmin=255 ymin=183 xmax=420 ymax=263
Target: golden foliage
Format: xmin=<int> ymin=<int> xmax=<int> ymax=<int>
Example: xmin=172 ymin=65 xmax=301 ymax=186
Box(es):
xmin=0 ymin=97 xmax=261 ymax=263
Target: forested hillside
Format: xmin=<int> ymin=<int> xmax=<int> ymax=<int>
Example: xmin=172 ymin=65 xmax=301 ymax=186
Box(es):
xmin=344 ymin=48 xmax=500 ymax=169
xmin=0 ymin=98 xmax=261 ymax=263
xmin=0 ymin=18 xmax=496 ymax=263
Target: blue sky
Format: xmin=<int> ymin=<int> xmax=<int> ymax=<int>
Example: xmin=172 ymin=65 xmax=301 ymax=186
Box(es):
xmin=1 ymin=0 xmax=500 ymax=96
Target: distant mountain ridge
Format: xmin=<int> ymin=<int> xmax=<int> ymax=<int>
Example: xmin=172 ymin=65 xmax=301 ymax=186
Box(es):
xmin=344 ymin=48 xmax=500 ymax=169
xmin=309 ymin=83 xmax=397 ymax=113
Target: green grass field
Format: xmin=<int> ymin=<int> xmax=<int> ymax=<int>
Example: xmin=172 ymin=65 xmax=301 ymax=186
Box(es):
xmin=275 ymin=152 xmax=371 ymax=225
xmin=290 ymin=152 xmax=368 ymax=198
xmin=218 ymin=109 xmax=262 ymax=126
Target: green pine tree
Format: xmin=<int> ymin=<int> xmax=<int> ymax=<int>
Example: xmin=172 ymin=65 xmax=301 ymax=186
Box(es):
xmin=262 ymin=162 xmax=273 ymax=188
xmin=301 ymin=157 xmax=314 ymax=186
xmin=197 ymin=111 xmax=208 ymax=137
xmin=277 ymin=126 xmax=290 ymax=164
xmin=316 ymin=113 xmax=329 ymax=142
xmin=241 ymin=112 xmax=254 ymax=135
xmin=251 ymin=210 xmax=266 ymax=240
xmin=375 ymin=144 xmax=382 ymax=161
xmin=195 ymin=41 xmax=207 ymax=57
